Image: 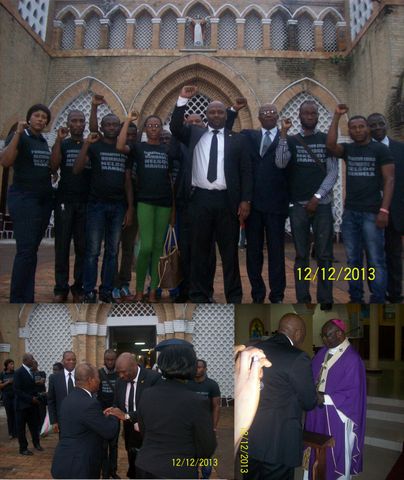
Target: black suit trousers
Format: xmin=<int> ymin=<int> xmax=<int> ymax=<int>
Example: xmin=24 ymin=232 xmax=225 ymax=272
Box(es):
xmin=245 ymin=208 xmax=287 ymax=302
xmin=385 ymin=217 xmax=403 ymax=302
xmin=16 ymin=406 xmax=40 ymax=451
xmin=189 ymin=188 xmax=242 ymax=303
xmin=243 ymin=458 xmax=294 ymax=480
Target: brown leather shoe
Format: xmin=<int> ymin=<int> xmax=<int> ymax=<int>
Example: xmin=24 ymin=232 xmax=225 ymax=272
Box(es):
xmin=53 ymin=293 xmax=68 ymax=303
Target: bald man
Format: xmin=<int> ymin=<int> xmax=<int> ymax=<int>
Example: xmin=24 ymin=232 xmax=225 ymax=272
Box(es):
xmin=51 ymin=363 xmax=118 ymax=479
xmin=106 ymin=352 xmax=160 ymax=479
xmin=241 ymin=104 xmax=289 ymax=304
xmin=245 ymin=314 xmax=317 ymax=480
xmin=170 ymin=86 xmax=252 ymax=303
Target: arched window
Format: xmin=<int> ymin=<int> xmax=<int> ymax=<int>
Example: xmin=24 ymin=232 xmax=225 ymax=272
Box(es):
xmin=160 ymin=11 xmax=178 ymax=49
xmin=109 ymin=11 xmax=127 ymax=49
xmin=134 ymin=12 xmax=153 ymax=49
xmin=323 ymin=14 xmax=338 ymax=52
xmin=271 ymin=12 xmax=288 ymax=51
xmin=61 ymin=13 xmax=75 ymax=50
xmin=244 ymin=11 xmax=263 ymax=50
xmin=185 ymin=3 xmax=211 ymax=48
xmin=297 ymin=14 xmax=315 ymax=51
xmin=165 ymin=93 xmax=211 ymax=130
xmin=218 ymin=11 xmax=237 ymax=50
xmin=83 ymin=13 xmax=101 ymax=49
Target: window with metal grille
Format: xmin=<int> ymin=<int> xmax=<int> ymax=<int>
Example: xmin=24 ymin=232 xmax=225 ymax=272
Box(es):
xmin=350 ymin=0 xmax=373 ymax=39
xmin=271 ymin=12 xmax=288 ymax=51
xmin=218 ymin=11 xmax=237 ymax=50
xmin=297 ymin=14 xmax=315 ymax=51
xmin=83 ymin=13 xmax=101 ymax=49
xmin=244 ymin=11 xmax=263 ymax=50
xmin=45 ymin=92 xmax=112 ymax=147
xmin=160 ymin=11 xmax=178 ymax=49
xmin=134 ymin=12 xmax=153 ymax=49
xmin=279 ymin=92 xmax=343 ymax=233
xmin=323 ymin=15 xmax=338 ymax=52
xmin=61 ymin=13 xmax=75 ymax=50
xmin=18 ymin=0 xmax=49 ymax=40
xmin=185 ymin=3 xmax=211 ymax=48
xmin=109 ymin=11 xmax=127 ymax=49
xmin=164 ymin=93 xmax=211 ymax=131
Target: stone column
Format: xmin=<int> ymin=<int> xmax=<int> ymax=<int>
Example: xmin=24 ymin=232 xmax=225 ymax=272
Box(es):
xmin=74 ymin=19 xmax=85 ymax=49
xmin=287 ymin=19 xmax=298 ymax=50
xmin=394 ymin=305 xmax=403 ymax=361
xmin=96 ymin=324 xmax=108 ymax=367
xmin=152 ymin=18 xmax=161 ymax=49
xmin=210 ymin=18 xmax=219 ymax=49
xmin=314 ymin=20 xmax=324 ymax=51
xmin=368 ymin=305 xmax=381 ymax=372
xmin=99 ymin=18 xmax=110 ymax=49
xmin=262 ymin=19 xmax=271 ymax=50
xmin=177 ymin=18 xmax=186 ymax=49
xmin=86 ymin=323 xmax=98 ymax=365
xmin=125 ymin=18 xmax=136 ymax=48
xmin=236 ymin=18 xmax=245 ymax=49
xmin=336 ymin=21 xmax=348 ymax=51
xmin=52 ymin=20 xmax=63 ymax=49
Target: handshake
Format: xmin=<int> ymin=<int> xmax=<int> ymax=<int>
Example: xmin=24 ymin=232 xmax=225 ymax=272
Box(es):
xmin=103 ymin=406 xmax=140 ymax=431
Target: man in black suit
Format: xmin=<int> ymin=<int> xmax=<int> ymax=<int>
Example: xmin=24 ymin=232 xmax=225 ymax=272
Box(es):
xmin=245 ymin=313 xmax=317 ymax=480
xmin=170 ymin=85 xmax=253 ymax=303
xmin=368 ymin=113 xmax=404 ymax=303
xmin=51 ymin=362 xmax=118 ymax=479
xmin=241 ymin=104 xmax=289 ymax=303
xmin=105 ymin=352 xmax=160 ymax=479
xmin=13 ymin=353 xmax=43 ymax=455
xmin=48 ymin=350 xmax=76 ymax=433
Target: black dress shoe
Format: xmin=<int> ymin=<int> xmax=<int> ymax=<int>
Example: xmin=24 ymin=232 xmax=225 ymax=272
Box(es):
xmin=20 ymin=449 xmax=33 ymax=455
xmin=34 ymin=444 xmax=44 ymax=451
xmin=111 ymin=473 xmax=121 ymax=479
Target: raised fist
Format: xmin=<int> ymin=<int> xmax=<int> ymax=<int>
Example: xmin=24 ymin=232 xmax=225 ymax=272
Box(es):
xmin=16 ymin=121 xmax=28 ymax=134
xmin=57 ymin=126 xmax=69 ymax=139
xmin=92 ymin=94 xmax=106 ymax=106
xmin=180 ymin=85 xmax=198 ymax=98
xmin=86 ymin=132 xmax=100 ymax=144
xmin=335 ymin=104 xmax=349 ymax=115
xmin=281 ymin=118 xmax=293 ymax=131
xmin=234 ymin=97 xmax=247 ymax=111
xmin=128 ymin=110 xmax=139 ymax=122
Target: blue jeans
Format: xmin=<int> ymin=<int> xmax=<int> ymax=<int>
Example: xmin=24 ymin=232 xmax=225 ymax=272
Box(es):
xmin=341 ymin=209 xmax=387 ymax=303
xmin=83 ymin=201 xmax=126 ymax=296
xmin=7 ymin=185 xmax=53 ymax=303
xmin=289 ymin=203 xmax=334 ymax=303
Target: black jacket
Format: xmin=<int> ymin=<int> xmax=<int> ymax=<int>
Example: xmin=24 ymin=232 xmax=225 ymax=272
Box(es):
xmin=113 ymin=366 xmax=161 ymax=450
xmin=136 ymin=379 xmax=217 ymax=479
xmin=388 ymin=138 xmax=404 ymax=233
xmin=170 ymin=104 xmax=253 ymax=214
xmin=48 ymin=371 xmax=71 ymax=425
xmin=51 ymin=387 xmax=118 ymax=479
xmin=13 ymin=365 xmax=37 ymax=410
xmin=248 ymin=334 xmax=317 ymax=467
xmin=241 ymin=128 xmax=289 ymax=215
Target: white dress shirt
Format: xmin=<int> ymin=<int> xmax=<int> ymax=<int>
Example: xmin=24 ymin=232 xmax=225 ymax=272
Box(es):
xmin=64 ymin=368 xmax=75 ymax=392
xmin=125 ymin=367 xmax=141 ymax=413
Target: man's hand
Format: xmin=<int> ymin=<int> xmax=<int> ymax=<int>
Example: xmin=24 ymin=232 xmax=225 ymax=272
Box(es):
xmin=57 ymin=126 xmax=69 ymax=140
xmin=180 ymin=85 xmax=198 ymax=98
xmin=233 ymin=97 xmax=247 ymax=111
xmin=86 ymin=132 xmax=100 ymax=144
xmin=123 ymin=208 xmax=133 ymax=228
xmin=376 ymin=211 xmax=388 ymax=229
xmin=335 ymin=104 xmax=349 ymax=116
xmin=280 ymin=118 xmax=292 ymax=136
xmin=128 ymin=110 xmax=139 ymax=122
xmin=238 ymin=201 xmax=251 ymax=224
xmin=53 ymin=423 xmax=59 ymax=433
xmin=104 ymin=407 xmax=126 ymax=421
xmin=92 ymin=94 xmax=106 ymax=106
xmin=317 ymin=392 xmax=325 ymax=406
xmin=16 ymin=121 xmax=28 ymax=134
xmin=305 ymin=196 xmax=319 ymax=215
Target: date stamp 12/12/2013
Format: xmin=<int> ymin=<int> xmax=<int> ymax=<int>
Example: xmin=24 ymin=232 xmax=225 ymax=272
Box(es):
xmin=239 ymin=428 xmax=249 ymax=474
xmin=297 ymin=266 xmax=376 ymax=282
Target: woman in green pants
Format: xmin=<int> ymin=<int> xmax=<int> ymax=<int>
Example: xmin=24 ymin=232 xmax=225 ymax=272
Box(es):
xmin=118 ymin=113 xmax=173 ymax=302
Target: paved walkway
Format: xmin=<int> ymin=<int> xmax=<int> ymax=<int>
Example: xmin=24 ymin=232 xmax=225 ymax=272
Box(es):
xmin=0 ymin=406 xmax=233 ymax=479
xmin=0 ymin=238 xmax=355 ymax=304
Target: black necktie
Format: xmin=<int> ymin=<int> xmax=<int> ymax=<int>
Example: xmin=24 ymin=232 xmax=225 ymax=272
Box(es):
xmin=67 ymin=372 xmax=74 ymax=394
xmin=207 ymin=130 xmax=219 ymax=183
xmin=128 ymin=381 xmax=135 ymax=413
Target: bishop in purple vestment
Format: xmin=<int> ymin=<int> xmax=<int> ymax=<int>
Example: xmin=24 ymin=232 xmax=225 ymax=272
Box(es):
xmin=304 ymin=319 xmax=366 ymax=480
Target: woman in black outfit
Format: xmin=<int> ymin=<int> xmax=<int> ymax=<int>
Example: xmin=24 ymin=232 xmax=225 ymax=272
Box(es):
xmin=0 ymin=359 xmax=17 ymax=439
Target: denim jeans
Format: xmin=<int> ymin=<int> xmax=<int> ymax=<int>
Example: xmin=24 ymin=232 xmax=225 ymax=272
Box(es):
xmin=289 ymin=203 xmax=334 ymax=303
xmin=54 ymin=201 xmax=86 ymax=295
xmin=83 ymin=200 xmax=126 ymax=296
xmin=341 ymin=209 xmax=387 ymax=303
xmin=7 ymin=185 xmax=53 ymax=303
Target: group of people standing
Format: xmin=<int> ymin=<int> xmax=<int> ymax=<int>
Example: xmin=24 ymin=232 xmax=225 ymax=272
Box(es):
xmin=0 ymin=86 xmax=402 ymax=304
xmin=1 ymin=345 xmax=221 ymax=479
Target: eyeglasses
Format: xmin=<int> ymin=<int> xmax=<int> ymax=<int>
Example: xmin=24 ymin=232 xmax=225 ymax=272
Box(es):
xmin=145 ymin=123 xmax=161 ymax=129
xmin=260 ymin=110 xmax=278 ymax=116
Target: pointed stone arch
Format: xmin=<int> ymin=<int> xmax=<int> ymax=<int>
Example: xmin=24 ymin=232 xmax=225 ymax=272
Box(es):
xmin=129 ymin=54 xmax=260 ymax=131
xmin=183 ymin=0 xmax=215 ymax=17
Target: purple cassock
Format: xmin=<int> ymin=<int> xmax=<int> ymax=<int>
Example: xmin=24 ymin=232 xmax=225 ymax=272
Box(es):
xmin=304 ymin=341 xmax=366 ymax=480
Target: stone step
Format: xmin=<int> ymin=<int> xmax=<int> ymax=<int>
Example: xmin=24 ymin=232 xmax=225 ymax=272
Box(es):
xmin=366 ymin=418 xmax=404 ymax=452
xmin=367 ymin=396 xmax=404 ymax=408
xmin=367 ymin=407 xmax=404 ymax=424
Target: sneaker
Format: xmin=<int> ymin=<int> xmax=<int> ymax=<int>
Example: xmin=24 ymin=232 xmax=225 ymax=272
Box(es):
xmin=83 ymin=292 xmax=97 ymax=303
xmin=112 ymin=288 xmax=122 ymax=303
xmin=120 ymin=285 xmax=136 ymax=302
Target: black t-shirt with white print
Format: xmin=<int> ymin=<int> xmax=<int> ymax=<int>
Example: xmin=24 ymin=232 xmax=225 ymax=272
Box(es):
xmin=5 ymin=129 xmax=52 ymax=196
xmin=58 ymin=138 xmax=90 ymax=203
xmin=341 ymin=141 xmax=394 ymax=213
xmin=87 ymin=140 xmax=131 ymax=203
